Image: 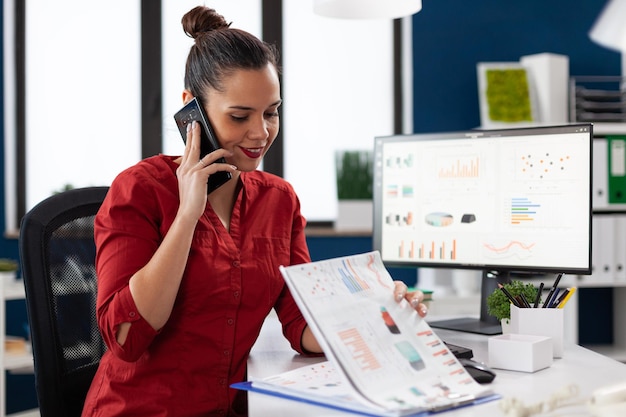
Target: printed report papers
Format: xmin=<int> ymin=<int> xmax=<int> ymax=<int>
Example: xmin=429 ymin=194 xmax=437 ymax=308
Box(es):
xmin=232 ymin=251 xmax=498 ymax=416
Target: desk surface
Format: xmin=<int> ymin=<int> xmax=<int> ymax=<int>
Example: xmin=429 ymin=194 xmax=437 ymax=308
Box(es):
xmin=247 ymin=312 xmax=626 ymax=417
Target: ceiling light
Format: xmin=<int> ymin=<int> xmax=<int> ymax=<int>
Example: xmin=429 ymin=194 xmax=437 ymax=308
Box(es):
xmin=313 ymin=0 xmax=422 ymax=20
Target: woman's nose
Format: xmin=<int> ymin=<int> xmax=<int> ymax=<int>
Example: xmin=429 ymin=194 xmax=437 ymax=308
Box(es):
xmin=248 ymin=117 xmax=270 ymax=140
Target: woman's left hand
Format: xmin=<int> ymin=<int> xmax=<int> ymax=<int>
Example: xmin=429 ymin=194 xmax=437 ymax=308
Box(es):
xmin=394 ymin=281 xmax=428 ymax=317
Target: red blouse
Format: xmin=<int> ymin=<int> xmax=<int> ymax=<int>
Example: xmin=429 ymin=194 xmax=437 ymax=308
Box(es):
xmin=81 ymin=155 xmax=311 ymax=417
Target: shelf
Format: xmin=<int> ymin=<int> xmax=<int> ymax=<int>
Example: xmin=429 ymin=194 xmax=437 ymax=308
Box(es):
xmin=2 ymin=351 xmax=33 ymax=372
xmin=594 ymin=205 xmax=626 ymax=213
xmin=2 ymin=276 xmax=34 ymax=417
xmin=305 ymin=226 xmax=372 ymax=237
xmin=7 ymin=409 xmax=38 ymax=417
xmin=2 ymin=280 xmax=33 ymax=373
xmin=2 ymin=281 xmax=25 ymax=301
xmin=592 ymin=122 xmax=626 ymax=136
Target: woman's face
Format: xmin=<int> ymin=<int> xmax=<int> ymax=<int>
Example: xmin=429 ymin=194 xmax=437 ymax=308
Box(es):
xmin=201 ymin=63 xmax=281 ymax=172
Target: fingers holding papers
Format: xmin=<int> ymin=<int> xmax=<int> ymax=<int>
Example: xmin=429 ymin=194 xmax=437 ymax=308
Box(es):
xmin=393 ymin=281 xmax=428 ymax=318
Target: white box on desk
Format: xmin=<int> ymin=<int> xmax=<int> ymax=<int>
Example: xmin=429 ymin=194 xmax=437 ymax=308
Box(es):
xmin=489 ymin=333 xmax=553 ymax=372
xmin=510 ymin=305 xmax=564 ymax=358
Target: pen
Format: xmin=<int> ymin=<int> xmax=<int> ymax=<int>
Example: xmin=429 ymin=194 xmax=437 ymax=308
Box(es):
xmin=548 ymin=288 xmax=561 ymax=308
xmin=498 ymin=283 xmax=521 ymax=307
xmin=518 ymin=293 xmax=532 ymax=308
xmin=551 ymin=288 xmax=569 ymax=308
xmin=558 ymin=287 xmax=577 ymax=308
xmin=542 ymin=272 xmax=564 ymax=308
xmin=533 ymin=282 xmax=544 ymax=308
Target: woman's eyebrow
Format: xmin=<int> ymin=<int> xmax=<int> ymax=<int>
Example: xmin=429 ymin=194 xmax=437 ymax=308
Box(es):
xmin=229 ymin=100 xmax=282 ymax=111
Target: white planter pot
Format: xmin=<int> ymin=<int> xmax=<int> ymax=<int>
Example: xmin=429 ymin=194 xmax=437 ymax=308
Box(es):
xmin=0 ymin=270 xmax=17 ymax=285
xmin=501 ymin=318 xmax=512 ymax=334
xmin=336 ymin=200 xmax=373 ymax=232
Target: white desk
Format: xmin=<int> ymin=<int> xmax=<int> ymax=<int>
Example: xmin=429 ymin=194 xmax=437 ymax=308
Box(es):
xmin=247 ymin=312 xmax=626 ymax=416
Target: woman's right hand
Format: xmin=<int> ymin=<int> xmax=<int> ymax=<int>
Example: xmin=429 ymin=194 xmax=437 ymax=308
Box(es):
xmin=123 ymin=122 xmax=236 ymax=337
xmin=176 ymin=121 xmax=235 ymax=220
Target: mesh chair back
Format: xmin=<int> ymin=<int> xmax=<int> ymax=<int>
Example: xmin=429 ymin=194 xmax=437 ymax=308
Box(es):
xmin=19 ymin=187 xmax=109 ymax=417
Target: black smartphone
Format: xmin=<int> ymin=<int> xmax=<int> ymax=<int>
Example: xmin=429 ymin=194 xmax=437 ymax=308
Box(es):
xmin=174 ymin=97 xmax=232 ymax=194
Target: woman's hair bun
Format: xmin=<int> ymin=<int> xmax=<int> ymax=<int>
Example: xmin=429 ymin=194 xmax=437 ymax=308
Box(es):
xmin=182 ymin=6 xmax=230 ymax=39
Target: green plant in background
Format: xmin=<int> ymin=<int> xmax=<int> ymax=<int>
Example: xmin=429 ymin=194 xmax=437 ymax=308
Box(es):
xmin=0 ymin=258 xmax=19 ymax=272
xmin=53 ymin=183 xmax=75 ymax=194
xmin=486 ymin=280 xmax=539 ymax=321
xmin=335 ymin=150 xmax=373 ymax=200
xmin=485 ymin=68 xmax=533 ymax=122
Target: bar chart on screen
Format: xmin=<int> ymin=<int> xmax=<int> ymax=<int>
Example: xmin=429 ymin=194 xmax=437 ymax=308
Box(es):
xmin=397 ymin=239 xmax=458 ymax=261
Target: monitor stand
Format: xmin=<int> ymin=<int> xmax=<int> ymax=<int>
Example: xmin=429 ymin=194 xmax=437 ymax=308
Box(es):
xmin=428 ymin=270 xmax=511 ymax=336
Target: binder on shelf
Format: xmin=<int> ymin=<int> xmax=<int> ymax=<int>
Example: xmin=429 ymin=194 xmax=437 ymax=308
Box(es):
xmin=608 ymin=136 xmax=626 ymax=205
xmin=614 ymin=214 xmax=626 ymax=283
xmin=592 ymin=215 xmax=616 ymax=285
xmin=593 ymin=138 xmax=609 ymax=209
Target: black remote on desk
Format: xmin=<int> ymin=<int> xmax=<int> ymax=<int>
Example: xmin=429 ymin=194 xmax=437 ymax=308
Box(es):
xmin=444 ymin=341 xmax=474 ymax=359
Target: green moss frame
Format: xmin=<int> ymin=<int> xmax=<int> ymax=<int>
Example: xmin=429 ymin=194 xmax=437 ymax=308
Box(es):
xmin=477 ymin=62 xmax=537 ymax=128
xmin=485 ymin=68 xmax=533 ymax=122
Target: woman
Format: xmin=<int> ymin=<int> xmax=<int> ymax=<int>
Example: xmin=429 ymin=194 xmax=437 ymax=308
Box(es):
xmin=81 ymin=6 xmax=427 ymax=417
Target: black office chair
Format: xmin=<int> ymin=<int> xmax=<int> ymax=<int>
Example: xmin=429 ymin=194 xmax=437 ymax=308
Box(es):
xmin=19 ymin=186 xmax=109 ymax=417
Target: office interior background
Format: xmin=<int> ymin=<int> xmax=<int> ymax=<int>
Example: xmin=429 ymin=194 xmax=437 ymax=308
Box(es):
xmin=1 ymin=0 xmax=621 ymax=413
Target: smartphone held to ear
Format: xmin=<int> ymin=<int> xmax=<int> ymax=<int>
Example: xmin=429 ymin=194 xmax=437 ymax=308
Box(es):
xmin=174 ymin=97 xmax=232 ymax=194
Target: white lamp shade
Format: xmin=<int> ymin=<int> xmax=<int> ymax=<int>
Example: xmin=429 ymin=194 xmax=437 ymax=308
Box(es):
xmin=313 ymin=0 xmax=422 ymax=19
xmin=589 ymin=0 xmax=626 ymax=52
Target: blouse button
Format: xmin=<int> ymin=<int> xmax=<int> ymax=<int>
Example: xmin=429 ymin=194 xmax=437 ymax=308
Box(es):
xmin=223 ymin=350 xmax=230 ymax=356
xmin=232 ymin=260 xmax=240 ymax=268
xmin=219 ymin=378 xmax=226 ymax=386
xmin=129 ymin=311 xmax=136 ymax=318
xmin=227 ymin=318 xmax=234 ymax=326
xmin=233 ymin=291 xmax=240 ymax=298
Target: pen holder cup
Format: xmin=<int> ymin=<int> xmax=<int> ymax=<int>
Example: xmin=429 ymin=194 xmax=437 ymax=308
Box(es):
xmin=510 ymin=305 xmax=564 ymax=358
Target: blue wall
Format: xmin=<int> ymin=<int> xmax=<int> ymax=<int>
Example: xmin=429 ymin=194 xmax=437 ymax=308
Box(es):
xmin=412 ymin=0 xmax=621 ymax=132
xmin=410 ymin=0 xmax=620 ymax=347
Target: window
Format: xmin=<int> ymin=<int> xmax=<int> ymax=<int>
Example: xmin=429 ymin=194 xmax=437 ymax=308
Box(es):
xmin=5 ymin=1 xmax=408 ymax=230
xmin=25 ymin=0 xmax=142 ymax=211
xmin=4 ymin=0 xmax=142 ymax=231
xmin=282 ymin=5 xmax=397 ymax=221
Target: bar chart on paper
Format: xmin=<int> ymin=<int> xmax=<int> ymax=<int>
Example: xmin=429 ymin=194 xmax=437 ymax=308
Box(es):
xmin=306 ymin=256 xmax=387 ymax=300
xmin=338 ymin=327 xmax=382 ymax=371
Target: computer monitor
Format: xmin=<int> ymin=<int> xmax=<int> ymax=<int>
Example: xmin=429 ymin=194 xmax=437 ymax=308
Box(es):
xmin=373 ymin=124 xmax=593 ymax=335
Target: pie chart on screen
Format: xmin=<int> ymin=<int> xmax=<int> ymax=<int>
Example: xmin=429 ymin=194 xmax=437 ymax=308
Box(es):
xmin=425 ymin=212 xmax=453 ymax=227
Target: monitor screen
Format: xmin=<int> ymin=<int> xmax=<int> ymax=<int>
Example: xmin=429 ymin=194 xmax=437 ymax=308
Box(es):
xmin=372 ymin=124 xmax=593 ymax=334
xmin=373 ymin=124 xmax=592 ymax=274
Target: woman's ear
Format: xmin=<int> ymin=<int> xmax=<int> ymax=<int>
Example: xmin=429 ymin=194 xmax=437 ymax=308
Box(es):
xmin=182 ymin=89 xmax=194 ymax=104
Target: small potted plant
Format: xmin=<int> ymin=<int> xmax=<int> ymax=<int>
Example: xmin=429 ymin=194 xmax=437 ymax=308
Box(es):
xmin=335 ymin=150 xmax=373 ymax=231
xmin=486 ymin=280 xmax=538 ymax=331
xmin=0 ymin=258 xmax=19 ymax=283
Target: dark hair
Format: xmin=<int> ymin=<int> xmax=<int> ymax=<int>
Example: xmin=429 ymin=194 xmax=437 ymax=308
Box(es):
xmin=182 ymin=6 xmax=280 ymax=102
